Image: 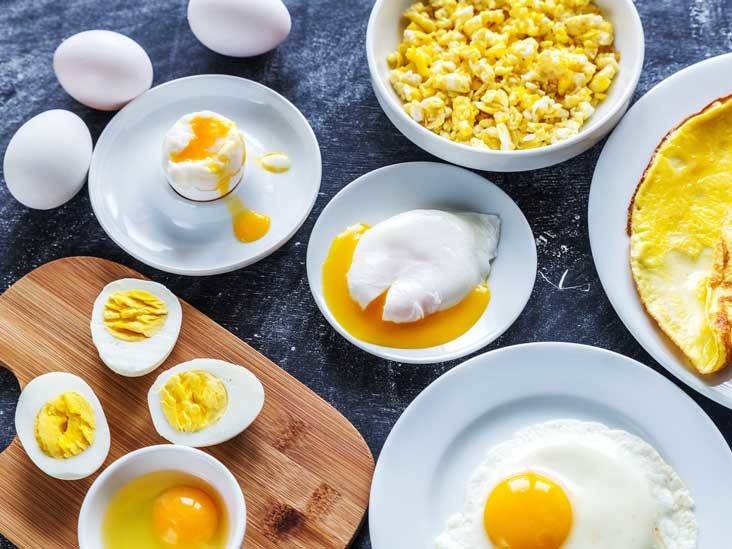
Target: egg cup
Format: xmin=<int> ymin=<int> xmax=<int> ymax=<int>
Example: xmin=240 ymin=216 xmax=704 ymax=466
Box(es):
xmin=166 ymin=165 xmax=244 ymax=203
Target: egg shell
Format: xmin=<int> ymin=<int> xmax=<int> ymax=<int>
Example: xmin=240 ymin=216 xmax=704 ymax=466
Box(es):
xmin=15 ymin=372 xmax=110 ymax=480
xmin=148 ymin=358 xmax=265 ymax=447
xmin=3 ymin=110 xmax=92 ymax=210
xmin=90 ymin=279 xmax=182 ymax=377
xmin=187 ymin=0 xmax=291 ymax=57
xmin=53 ymin=30 xmax=153 ymax=111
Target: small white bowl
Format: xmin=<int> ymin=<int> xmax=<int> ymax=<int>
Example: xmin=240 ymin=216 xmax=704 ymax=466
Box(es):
xmin=366 ymin=0 xmax=644 ymax=172
xmin=78 ymin=445 xmax=246 ymax=549
xmin=306 ymin=162 xmax=536 ymax=364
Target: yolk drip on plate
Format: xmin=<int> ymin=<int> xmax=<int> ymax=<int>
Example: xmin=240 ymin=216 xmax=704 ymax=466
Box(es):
xmin=160 ymin=371 xmax=228 ymax=433
xmin=483 ymin=472 xmax=573 ymax=549
xmin=34 ymin=391 xmax=95 ymax=459
xmin=322 ymin=224 xmax=490 ymax=348
xmin=104 ymin=290 xmax=168 ymax=342
xmin=223 ymin=195 xmax=271 ymax=243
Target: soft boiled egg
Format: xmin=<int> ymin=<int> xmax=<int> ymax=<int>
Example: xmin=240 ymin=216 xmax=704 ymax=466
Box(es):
xmin=15 ymin=372 xmax=110 ymax=480
xmin=436 ymin=420 xmax=697 ymax=549
xmin=322 ymin=209 xmax=500 ymax=348
xmin=147 ymin=359 xmax=264 ymax=447
xmin=90 ymin=279 xmax=182 ymax=377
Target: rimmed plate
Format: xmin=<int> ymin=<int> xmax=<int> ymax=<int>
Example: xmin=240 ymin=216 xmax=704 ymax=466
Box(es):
xmin=306 ymin=162 xmax=536 ymax=364
xmin=588 ymin=53 xmax=732 ymax=408
xmin=89 ymin=75 xmax=321 ymax=276
xmin=369 ymin=342 xmax=732 ymax=547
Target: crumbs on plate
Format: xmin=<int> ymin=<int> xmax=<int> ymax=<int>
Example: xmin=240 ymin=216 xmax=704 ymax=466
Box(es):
xmin=387 ymin=0 xmax=620 ymax=150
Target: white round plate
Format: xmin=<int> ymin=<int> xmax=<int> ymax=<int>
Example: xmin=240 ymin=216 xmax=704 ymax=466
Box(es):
xmin=89 ymin=75 xmax=321 ymax=275
xmin=369 ymin=342 xmax=732 ymax=548
xmin=589 ymin=53 xmax=732 ymax=408
xmin=306 ymin=162 xmax=536 ymax=364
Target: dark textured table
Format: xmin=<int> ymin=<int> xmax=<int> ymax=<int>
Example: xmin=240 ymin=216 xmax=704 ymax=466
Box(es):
xmin=2 ymin=0 xmax=732 ymax=547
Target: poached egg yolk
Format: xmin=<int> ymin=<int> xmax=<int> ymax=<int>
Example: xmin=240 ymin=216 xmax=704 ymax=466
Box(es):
xmin=34 ymin=391 xmax=95 ymax=459
xmin=483 ymin=472 xmax=573 ymax=549
xmin=103 ymin=289 xmax=168 ymax=342
xmin=153 ymin=486 xmax=219 ymax=546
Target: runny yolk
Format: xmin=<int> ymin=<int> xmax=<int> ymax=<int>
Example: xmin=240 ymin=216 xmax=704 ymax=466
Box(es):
xmin=224 ymin=195 xmax=271 ymax=243
xmin=483 ymin=472 xmax=573 ymax=549
xmin=322 ymin=224 xmax=490 ymax=348
xmin=153 ymin=486 xmax=219 ymax=547
xmin=170 ymin=116 xmax=231 ymax=163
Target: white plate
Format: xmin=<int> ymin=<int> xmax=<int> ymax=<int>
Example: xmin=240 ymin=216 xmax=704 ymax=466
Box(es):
xmin=89 ymin=75 xmax=321 ymax=275
xmin=589 ymin=53 xmax=732 ymax=408
xmin=369 ymin=342 xmax=732 ymax=548
xmin=306 ymin=162 xmax=536 ymax=364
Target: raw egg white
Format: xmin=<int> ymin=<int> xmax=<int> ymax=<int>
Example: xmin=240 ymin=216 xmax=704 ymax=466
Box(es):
xmin=53 ymin=30 xmax=153 ymax=111
xmin=3 ymin=110 xmax=92 ymax=210
xmin=188 ymin=0 xmax=291 ymax=57
xmin=15 ymin=372 xmax=110 ymax=480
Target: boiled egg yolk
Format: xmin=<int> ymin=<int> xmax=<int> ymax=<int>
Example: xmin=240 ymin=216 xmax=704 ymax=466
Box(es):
xmin=34 ymin=391 xmax=95 ymax=459
xmin=322 ymin=224 xmax=490 ymax=348
xmin=104 ymin=290 xmax=168 ymax=342
xmin=160 ymin=371 xmax=228 ymax=432
xmin=483 ymin=472 xmax=573 ymax=549
xmin=153 ymin=486 xmax=219 ymax=546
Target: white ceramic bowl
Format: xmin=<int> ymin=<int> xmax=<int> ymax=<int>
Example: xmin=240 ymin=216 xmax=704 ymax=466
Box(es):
xmin=306 ymin=162 xmax=536 ymax=364
xmin=366 ymin=0 xmax=645 ymax=172
xmin=78 ymin=445 xmax=246 ymax=548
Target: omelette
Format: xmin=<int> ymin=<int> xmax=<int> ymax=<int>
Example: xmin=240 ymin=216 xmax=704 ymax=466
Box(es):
xmin=629 ymin=95 xmax=732 ymax=374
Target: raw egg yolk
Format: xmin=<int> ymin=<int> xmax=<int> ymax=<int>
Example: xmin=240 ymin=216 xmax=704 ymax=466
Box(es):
xmin=160 ymin=371 xmax=228 ymax=432
xmin=483 ymin=472 xmax=573 ymax=549
xmin=322 ymin=224 xmax=490 ymax=348
xmin=153 ymin=486 xmax=219 ymax=547
xmin=170 ymin=116 xmax=231 ymax=163
xmin=104 ymin=290 xmax=168 ymax=342
xmin=34 ymin=391 xmax=95 ymax=459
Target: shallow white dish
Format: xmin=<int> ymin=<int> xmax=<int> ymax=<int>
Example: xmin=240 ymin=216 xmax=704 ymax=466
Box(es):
xmin=589 ymin=53 xmax=732 ymax=409
xmin=369 ymin=342 xmax=732 ymax=548
xmin=306 ymin=162 xmax=536 ymax=364
xmin=78 ymin=444 xmax=246 ymax=548
xmin=89 ymin=75 xmax=321 ymax=276
xmin=366 ymin=0 xmax=644 ymax=172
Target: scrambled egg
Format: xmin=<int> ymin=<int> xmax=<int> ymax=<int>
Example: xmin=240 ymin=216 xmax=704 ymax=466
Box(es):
xmin=35 ymin=391 xmax=95 ymax=459
xmin=388 ymin=0 xmax=619 ymax=150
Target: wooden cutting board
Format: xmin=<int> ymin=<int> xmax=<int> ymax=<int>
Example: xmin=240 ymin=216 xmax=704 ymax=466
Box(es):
xmin=0 ymin=257 xmax=374 ymax=548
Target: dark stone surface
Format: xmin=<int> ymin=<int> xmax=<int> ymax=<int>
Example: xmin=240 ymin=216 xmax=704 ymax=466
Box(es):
xmin=1 ymin=0 xmax=732 ymax=547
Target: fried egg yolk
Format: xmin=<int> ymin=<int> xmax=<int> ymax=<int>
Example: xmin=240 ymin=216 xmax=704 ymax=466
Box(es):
xmin=34 ymin=391 xmax=95 ymax=459
xmin=160 ymin=371 xmax=228 ymax=433
xmin=103 ymin=290 xmax=168 ymax=342
xmin=322 ymin=224 xmax=490 ymax=348
xmin=483 ymin=472 xmax=572 ymax=549
xmin=153 ymin=486 xmax=219 ymax=547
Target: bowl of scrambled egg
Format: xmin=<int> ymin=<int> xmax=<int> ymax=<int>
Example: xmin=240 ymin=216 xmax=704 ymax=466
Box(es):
xmin=367 ymin=0 xmax=644 ymax=172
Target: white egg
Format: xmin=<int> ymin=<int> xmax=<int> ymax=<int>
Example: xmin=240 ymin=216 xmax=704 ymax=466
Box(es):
xmin=53 ymin=30 xmax=153 ymax=111
xmin=90 ymin=279 xmax=182 ymax=377
xmin=147 ymin=358 xmax=265 ymax=447
xmin=436 ymin=420 xmax=697 ymax=549
xmin=15 ymin=372 xmax=110 ymax=480
xmin=3 ymin=110 xmax=92 ymax=210
xmin=188 ymin=0 xmax=291 ymax=57
xmin=347 ymin=209 xmax=500 ymax=323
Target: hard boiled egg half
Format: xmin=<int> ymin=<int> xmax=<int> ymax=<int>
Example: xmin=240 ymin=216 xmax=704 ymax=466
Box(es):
xmin=147 ymin=359 xmax=265 ymax=447
xmin=91 ymin=279 xmax=182 ymax=377
xmin=15 ymin=372 xmax=110 ymax=480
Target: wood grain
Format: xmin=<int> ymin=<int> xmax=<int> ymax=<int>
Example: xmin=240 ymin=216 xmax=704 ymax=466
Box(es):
xmin=0 ymin=257 xmax=374 ymax=549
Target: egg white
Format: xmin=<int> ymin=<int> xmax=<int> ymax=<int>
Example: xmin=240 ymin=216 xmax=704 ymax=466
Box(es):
xmin=90 ymin=278 xmax=182 ymax=377
xmin=436 ymin=420 xmax=697 ymax=549
xmin=147 ymin=358 xmax=265 ymax=447
xmin=15 ymin=372 xmax=110 ymax=480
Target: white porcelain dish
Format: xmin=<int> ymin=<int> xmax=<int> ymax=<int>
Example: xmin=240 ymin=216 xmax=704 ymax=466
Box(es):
xmin=89 ymin=75 xmax=321 ymax=276
xmin=369 ymin=342 xmax=732 ymax=548
xmin=78 ymin=445 xmax=246 ymax=548
xmin=306 ymin=162 xmax=536 ymax=364
xmin=589 ymin=53 xmax=732 ymax=409
xmin=366 ymin=0 xmax=644 ymax=172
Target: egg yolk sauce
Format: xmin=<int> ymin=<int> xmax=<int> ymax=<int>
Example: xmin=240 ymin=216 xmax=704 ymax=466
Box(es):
xmin=160 ymin=371 xmax=228 ymax=433
xmin=103 ymin=470 xmax=227 ymax=549
xmin=34 ymin=391 xmax=95 ymax=459
xmin=322 ymin=224 xmax=490 ymax=348
xmin=104 ymin=290 xmax=168 ymax=342
xmin=483 ymin=472 xmax=573 ymax=548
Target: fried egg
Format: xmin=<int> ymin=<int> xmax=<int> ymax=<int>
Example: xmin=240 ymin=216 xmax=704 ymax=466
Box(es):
xmin=90 ymin=279 xmax=182 ymax=377
xmin=630 ymin=95 xmax=732 ymax=374
xmin=436 ymin=420 xmax=696 ymax=549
